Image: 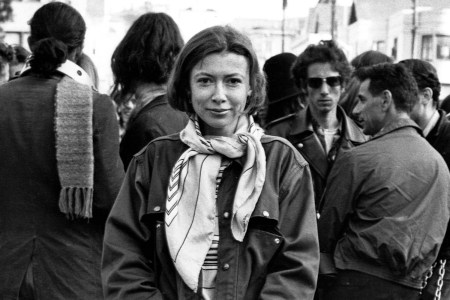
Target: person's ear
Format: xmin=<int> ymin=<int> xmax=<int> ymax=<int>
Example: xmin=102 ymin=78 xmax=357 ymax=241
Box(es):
xmin=421 ymin=87 xmax=433 ymax=105
xmin=380 ymin=90 xmax=393 ymax=112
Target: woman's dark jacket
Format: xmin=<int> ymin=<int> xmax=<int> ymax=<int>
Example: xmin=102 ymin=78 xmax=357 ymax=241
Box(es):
xmin=102 ymin=133 xmax=319 ymax=300
xmin=0 ymin=73 xmax=124 ymax=299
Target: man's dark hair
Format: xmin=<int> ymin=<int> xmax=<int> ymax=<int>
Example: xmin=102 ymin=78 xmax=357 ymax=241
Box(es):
xmin=398 ymin=59 xmax=441 ymax=108
xmin=291 ymin=40 xmax=351 ymax=91
xmin=355 ymin=63 xmax=419 ymax=113
xmin=351 ymin=50 xmax=393 ymax=69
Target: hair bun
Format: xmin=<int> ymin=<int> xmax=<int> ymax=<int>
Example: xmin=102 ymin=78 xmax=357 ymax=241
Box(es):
xmin=30 ymin=37 xmax=68 ymax=74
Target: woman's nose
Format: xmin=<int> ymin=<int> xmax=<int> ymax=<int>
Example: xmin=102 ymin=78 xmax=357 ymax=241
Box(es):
xmin=212 ymin=83 xmax=226 ymax=102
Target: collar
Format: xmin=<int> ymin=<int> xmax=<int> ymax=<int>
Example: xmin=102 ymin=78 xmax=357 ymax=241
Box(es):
xmin=289 ymin=105 xmax=367 ymax=143
xmin=371 ymin=117 xmax=422 ymax=140
xmin=423 ymin=110 xmax=440 ymax=137
xmin=21 ymin=59 xmax=94 ymax=88
xmin=135 ymin=83 xmax=167 ymax=109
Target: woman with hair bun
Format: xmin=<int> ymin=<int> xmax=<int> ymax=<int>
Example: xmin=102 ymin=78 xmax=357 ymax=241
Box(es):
xmin=0 ymin=2 xmax=124 ymax=299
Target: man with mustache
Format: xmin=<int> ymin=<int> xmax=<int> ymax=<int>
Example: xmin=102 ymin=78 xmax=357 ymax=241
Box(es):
xmin=318 ymin=63 xmax=450 ymax=300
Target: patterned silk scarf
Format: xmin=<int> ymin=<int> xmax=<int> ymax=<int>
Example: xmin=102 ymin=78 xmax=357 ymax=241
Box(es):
xmin=165 ymin=114 xmax=266 ymax=292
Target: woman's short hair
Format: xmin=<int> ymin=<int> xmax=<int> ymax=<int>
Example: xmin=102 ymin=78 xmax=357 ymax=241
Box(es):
xmin=111 ymin=12 xmax=184 ymax=99
xmin=28 ymin=2 xmax=86 ymax=75
xmin=167 ymin=25 xmax=265 ymax=115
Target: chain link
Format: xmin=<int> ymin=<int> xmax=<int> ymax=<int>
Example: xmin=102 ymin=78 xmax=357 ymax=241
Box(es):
xmin=433 ymin=259 xmax=446 ymax=300
xmin=422 ymin=262 xmax=436 ymax=292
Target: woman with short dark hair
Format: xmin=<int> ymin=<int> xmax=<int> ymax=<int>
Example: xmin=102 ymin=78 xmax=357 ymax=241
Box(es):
xmin=0 ymin=2 xmax=124 ymax=298
xmin=102 ymin=25 xmax=319 ymax=300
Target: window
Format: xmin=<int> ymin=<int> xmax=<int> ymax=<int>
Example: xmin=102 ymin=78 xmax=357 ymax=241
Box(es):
xmin=373 ymin=41 xmax=386 ymax=53
xmin=421 ymin=35 xmax=433 ymax=61
xmin=4 ymin=32 xmax=20 ymax=45
xmin=436 ymin=35 xmax=450 ymax=60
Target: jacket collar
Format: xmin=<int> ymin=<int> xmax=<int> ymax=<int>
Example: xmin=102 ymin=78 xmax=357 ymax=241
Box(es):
xmin=21 ymin=59 xmax=94 ymax=88
xmin=429 ymin=109 xmax=450 ymax=138
xmin=289 ymin=105 xmax=366 ymax=144
xmin=371 ymin=117 xmax=422 ymax=140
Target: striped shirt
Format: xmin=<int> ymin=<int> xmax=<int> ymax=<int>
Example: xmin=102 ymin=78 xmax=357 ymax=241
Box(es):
xmin=201 ymin=159 xmax=230 ymax=300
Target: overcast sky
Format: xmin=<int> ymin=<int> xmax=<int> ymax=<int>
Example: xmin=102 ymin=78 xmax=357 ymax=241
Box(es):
xmin=108 ymin=0 xmax=322 ymax=20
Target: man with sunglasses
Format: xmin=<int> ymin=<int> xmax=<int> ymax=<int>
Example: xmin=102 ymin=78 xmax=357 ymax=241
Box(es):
xmin=267 ymin=40 xmax=367 ymax=299
xmin=267 ymin=41 xmax=366 ymax=205
xmin=318 ymin=63 xmax=450 ymax=299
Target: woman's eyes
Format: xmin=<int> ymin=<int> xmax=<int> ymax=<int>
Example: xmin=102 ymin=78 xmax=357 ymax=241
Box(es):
xmin=196 ymin=77 xmax=243 ymax=86
xmin=227 ymin=78 xmax=242 ymax=86
xmin=197 ymin=78 xmax=212 ymax=85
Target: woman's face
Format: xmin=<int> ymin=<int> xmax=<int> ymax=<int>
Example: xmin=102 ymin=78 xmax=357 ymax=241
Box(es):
xmin=189 ymin=52 xmax=251 ymax=137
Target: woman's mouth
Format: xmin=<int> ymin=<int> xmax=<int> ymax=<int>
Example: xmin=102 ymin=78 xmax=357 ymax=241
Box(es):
xmin=209 ymin=109 xmax=229 ymax=115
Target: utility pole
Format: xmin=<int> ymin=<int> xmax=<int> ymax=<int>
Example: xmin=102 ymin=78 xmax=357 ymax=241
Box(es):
xmin=282 ymin=0 xmax=287 ymax=52
xmin=331 ymin=0 xmax=336 ymax=40
xmin=411 ymin=0 xmax=417 ymax=58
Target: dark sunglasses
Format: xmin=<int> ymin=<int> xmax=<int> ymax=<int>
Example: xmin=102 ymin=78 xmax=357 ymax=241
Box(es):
xmin=307 ymin=76 xmax=342 ymax=89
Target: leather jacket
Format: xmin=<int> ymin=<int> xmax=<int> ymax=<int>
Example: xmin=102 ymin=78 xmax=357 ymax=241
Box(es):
xmin=267 ymin=105 xmax=368 ymax=208
xmin=102 ymin=133 xmax=319 ymax=300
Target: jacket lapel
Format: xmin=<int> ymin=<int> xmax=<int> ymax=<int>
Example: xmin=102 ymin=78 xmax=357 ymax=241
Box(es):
xmin=288 ymin=109 xmax=329 ymax=179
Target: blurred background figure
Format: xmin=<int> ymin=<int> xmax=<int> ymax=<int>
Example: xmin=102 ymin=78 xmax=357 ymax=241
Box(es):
xmin=110 ymin=12 xmax=188 ymax=170
xmin=8 ymin=44 xmax=29 ymax=79
xmin=0 ymin=2 xmax=124 ymax=299
xmin=339 ymin=50 xmax=393 ymax=125
xmin=263 ymin=52 xmax=303 ymax=128
xmin=0 ymin=41 xmax=13 ymax=83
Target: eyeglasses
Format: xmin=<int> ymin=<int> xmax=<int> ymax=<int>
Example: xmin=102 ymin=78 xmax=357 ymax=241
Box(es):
xmin=307 ymin=76 xmax=342 ymax=89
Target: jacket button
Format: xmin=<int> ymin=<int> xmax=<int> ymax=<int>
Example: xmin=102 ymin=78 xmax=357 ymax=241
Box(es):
xmin=316 ymin=213 xmax=321 ymax=220
xmin=223 ymin=211 xmax=230 ymax=219
xmin=156 ymin=224 xmax=161 ymax=228
xmin=262 ymin=211 xmax=269 ymax=217
xmin=297 ymin=143 xmax=304 ymax=148
xmin=222 ymin=263 xmax=230 ymax=271
xmin=274 ymin=238 xmax=280 ymax=244
xmin=154 ymin=206 xmax=161 ymax=212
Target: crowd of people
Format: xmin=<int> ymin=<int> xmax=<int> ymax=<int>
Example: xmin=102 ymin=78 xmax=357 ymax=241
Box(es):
xmin=1 ymin=2 xmax=450 ymax=300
